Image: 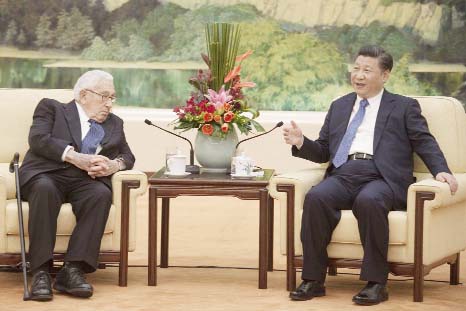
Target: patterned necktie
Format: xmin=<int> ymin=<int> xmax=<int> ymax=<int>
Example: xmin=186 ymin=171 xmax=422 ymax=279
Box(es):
xmin=332 ymin=99 xmax=369 ymax=168
xmin=81 ymin=119 xmax=105 ymax=154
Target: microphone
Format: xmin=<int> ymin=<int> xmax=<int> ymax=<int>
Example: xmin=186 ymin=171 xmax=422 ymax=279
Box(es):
xmin=144 ymin=119 xmax=200 ymax=174
xmin=235 ymin=121 xmax=284 ymax=151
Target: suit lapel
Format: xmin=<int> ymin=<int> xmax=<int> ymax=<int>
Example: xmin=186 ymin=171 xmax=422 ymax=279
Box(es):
xmin=100 ymin=114 xmax=115 ymax=148
xmin=64 ymin=101 xmax=83 ymax=150
xmin=373 ymin=90 xmax=397 ymax=152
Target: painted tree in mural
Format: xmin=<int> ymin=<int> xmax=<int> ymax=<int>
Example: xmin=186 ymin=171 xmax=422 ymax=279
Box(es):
xmin=35 ymin=15 xmax=55 ymax=48
xmin=4 ymin=20 xmax=17 ymax=45
xmin=55 ymin=8 xmax=95 ymax=50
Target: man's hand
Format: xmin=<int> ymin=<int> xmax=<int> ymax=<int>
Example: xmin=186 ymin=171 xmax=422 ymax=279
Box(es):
xmin=65 ymin=150 xmax=104 ymax=172
xmin=283 ymin=120 xmax=304 ymax=148
xmin=436 ymin=172 xmax=458 ymax=194
xmin=88 ymin=156 xmax=120 ymax=178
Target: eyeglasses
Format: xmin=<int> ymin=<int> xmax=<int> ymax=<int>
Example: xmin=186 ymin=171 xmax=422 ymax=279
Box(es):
xmin=86 ymin=89 xmax=117 ymax=104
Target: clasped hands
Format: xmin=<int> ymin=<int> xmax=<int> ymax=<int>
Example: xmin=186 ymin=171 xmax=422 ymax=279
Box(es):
xmin=66 ymin=150 xmax=119 ymax=178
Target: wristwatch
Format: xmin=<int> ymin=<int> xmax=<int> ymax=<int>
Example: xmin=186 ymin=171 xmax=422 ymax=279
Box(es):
xmin=115 ymin=157 xmax=125 ymax=171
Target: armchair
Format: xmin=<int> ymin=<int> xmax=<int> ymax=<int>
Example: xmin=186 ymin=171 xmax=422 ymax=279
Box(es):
xmin=269 ymin=96 xmax=466 ymax=302
xmin=0 ymin=89 xmax=147 ymax=286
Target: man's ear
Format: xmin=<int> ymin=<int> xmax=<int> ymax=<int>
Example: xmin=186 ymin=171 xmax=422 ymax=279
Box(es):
xmin=382 ymin=70 xmax=390 ymax=83
xmin=79 ymin=89 xmax=87 ymax=104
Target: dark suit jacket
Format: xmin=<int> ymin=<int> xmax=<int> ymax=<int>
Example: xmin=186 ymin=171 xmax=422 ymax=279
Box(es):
xmin=292 ymin=90 xmax=450 ymax=210
xmin=19 ymin=98 xmax=135 ymax=189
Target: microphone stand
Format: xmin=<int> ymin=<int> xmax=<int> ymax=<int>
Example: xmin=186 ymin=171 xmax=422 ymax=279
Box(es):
xmin=10 ymin=152 xmax=31 ymax=301
xmin=144 ymin=119 xmax=200 ymax=174
xmin=235 ymin=121 xmax=284 ymax=152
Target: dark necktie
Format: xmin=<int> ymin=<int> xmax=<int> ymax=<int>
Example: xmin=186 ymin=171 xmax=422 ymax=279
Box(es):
xmin=332 ymin=99 xmax=369 ymax=168
xmin=81 ymin=119 xmax=105 ymax=154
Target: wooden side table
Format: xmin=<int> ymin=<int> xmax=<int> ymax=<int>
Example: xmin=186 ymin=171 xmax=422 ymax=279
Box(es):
xmin=147 ymin=168 xmax=275 ymax=289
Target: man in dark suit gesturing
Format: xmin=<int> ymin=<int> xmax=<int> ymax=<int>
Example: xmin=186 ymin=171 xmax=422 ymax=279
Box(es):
xmin=283 ymin=46 xmax=457 ymax=305
xmin=19 ymin=70 xmax=135 ymax=301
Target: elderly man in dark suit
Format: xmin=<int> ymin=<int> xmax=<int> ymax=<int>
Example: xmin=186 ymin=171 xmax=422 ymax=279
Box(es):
xmin=19 ymin=70 xmax=135 ymax=301
xmin=283 ymin=46 xmax=457 ymax=305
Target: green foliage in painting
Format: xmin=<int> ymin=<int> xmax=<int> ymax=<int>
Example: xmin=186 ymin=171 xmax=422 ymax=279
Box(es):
xmin=240 ymin=20 xmax=348 ymax=111
xmin=426 ymin=26 xmax=466 ymax=63
xmin=35 ymin=15 xmax=55 ymax=48
xmin=386 ymin=54 xmax=439 ymax=96
xmin=317 ymin=22 xmax=418 ymax=61
xmin=82 ymin=34 xmax=154 ymax=61
xmin=140 ymin=3 xmax=188 ymax=55
xmin=55 ymin=8 xmax=95 ymax=51
xmin=104 ymin=19 xmax=140 ymax=45
xmin=81 ymin=37 xmax=114 ymax=60
xmin=4 ymin=20 xmax=17 ymax=45
xmin=161 ymin=4 xmax=260 ymax=61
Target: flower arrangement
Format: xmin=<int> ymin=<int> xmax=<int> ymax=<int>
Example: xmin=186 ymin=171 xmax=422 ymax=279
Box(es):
xmin=172 ymin=23 xmax=264 ymax=138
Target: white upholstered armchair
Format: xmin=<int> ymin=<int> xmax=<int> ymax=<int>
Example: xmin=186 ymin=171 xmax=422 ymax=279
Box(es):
xmin=269 ymin=96 xmax=466 ymax=302
xmin=0 ymin=89 xmax=147 ymax=286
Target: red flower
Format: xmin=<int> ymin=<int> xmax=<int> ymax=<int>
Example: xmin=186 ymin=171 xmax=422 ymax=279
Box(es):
xmin=201 ymin=124 xmax=214 ymax=136
xmin=224 ymin=111 xmax=234 ymax=123
xmin=206 ymin=104 xmax=215 ymax=113
xmin=214 ymin=115 xmax=222 ymax=123
xmin=235 ymin=50 xmax=253 ymax=62
xmin=203 ymin=112 xmax=213 ymax=122
xmin=224 ymin=65 xmax=241 ymax=83
xmin=223 ymin=102 xmax=231 ymax=111
xmin=221 ymin=123 xmax=229 ymax=133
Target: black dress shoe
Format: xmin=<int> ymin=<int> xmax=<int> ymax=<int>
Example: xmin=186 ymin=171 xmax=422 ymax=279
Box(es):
xmin=289 ymin=280 xmax=326 ymax=301
xmin=53 ymin=262 xmax=93 ymax=298
xmin=352 ymin=282 xmax=388 ymax=305
xmin=30 ymin=270 xmax=53 ymax=301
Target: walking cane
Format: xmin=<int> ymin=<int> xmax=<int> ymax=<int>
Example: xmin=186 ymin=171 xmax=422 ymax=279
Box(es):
xmin=9 ymin=152 xmax=31 ymax=301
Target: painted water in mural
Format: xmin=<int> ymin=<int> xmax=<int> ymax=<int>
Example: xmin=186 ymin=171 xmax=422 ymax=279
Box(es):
xmin=0 ymin=0 xmax=465 ymax=110
xmin=0 ymin=57 xmax=194 ymax=107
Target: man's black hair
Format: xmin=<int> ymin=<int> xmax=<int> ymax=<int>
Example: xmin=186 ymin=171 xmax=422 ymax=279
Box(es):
xmin=357 ymin=45 xmax=393 ymax=71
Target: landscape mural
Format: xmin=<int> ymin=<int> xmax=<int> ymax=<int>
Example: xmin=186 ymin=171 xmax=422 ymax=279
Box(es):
xmin=0 ymin=0 xmax=465 ymax=111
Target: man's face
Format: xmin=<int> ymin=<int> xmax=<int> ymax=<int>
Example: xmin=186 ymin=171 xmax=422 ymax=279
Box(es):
xmin=79 ymin=79 xmax=115 ymax=123
xmin=350 ymin=55 xmax=390 ymax=99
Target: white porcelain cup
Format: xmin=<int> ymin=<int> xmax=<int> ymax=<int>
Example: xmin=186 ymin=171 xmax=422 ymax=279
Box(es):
xmin=167 ymin=155 xmax=187 ymax=174
xmin=231 ymin=155 xmax=253 ymax=176
xmin=165 ymin=151 xmax=177 ymax=173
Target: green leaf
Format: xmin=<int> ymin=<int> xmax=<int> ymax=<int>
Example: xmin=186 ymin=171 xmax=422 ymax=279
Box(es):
xmin=250 ymin=119 xmax=265 ymax=132
xmin=243 ymin=107 xmax=259 ymax=118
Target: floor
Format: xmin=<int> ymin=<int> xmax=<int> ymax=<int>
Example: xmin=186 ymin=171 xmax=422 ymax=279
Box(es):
xmin=1 ymin=195 xmax=465 ymax=311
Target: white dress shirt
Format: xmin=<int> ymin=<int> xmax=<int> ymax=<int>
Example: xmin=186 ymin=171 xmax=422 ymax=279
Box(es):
xmin=348 ymin=89 xmax=384 ymax=156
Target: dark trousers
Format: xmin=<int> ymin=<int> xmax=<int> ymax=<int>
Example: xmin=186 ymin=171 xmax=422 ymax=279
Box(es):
xmin=21 ymin=166 xmax=112 ymax=273
xmin=301 ymin=159 xmax=394 ymax=284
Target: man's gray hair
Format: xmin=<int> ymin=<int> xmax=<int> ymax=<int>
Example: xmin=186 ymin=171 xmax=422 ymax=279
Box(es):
xmin=73 ymin=70 xmax=114 ymax=101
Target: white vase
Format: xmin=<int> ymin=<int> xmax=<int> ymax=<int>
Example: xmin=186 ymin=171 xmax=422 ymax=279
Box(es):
xmin=194 ymin=130 xmax=238 ymax=172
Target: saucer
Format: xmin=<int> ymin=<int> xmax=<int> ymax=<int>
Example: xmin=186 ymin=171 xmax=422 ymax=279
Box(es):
xmin=164 ymin=171 xmax=190 ymax=177
xmin=230 ymin=173 xmax=255 ymax=179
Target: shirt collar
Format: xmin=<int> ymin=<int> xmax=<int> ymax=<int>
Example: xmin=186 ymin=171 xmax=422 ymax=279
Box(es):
xmin=75 ymin=100 xmax=90 ymax=124
xmin=356 ymin=88 xmax=384 ymax=107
